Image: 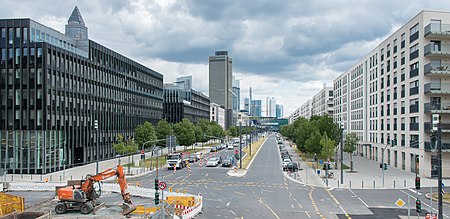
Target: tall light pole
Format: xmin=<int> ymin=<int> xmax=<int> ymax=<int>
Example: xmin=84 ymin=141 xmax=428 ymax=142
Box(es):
xmin=94 ymin=119 xmax=99 ymax=174
xmin=433 ymin=113 xmax=443 ymax=219
xmin=381 ymin=143 xmax=390 ymax=188
xmin=340 ymin=123 xmax=344 ymax=184
xmin=239 ymin=121 xmax=242 ymax=169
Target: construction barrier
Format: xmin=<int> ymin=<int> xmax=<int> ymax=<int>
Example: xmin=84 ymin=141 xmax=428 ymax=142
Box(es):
xmin=173 ymin=194 xmax=203 ymax=219
xmin=8 ymin=182 xmax=66 ymax=191
xmin=0 ymin=193 xmax=24 ymax=217
xmin=132 ymin=205 xmax=161 ymax=215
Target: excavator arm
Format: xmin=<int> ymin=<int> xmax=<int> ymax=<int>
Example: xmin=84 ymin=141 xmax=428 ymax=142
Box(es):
xmin=81 ymin=165 xmax=136 ymax=215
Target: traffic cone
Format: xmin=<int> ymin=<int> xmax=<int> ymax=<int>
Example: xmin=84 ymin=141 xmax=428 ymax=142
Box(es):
xmin=233 ymin=165 xmax=237 ymax=172
xmin=188 ymin=165 xmax=191 ymax=173
xmin=174 ymin=165 xmax=177 ymax=173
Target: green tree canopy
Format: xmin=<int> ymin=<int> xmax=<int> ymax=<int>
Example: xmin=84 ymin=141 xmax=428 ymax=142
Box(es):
xmin=155 ymin=119 xmax=173 ymax=147
xmin=320 ymin=132 xmax=336 ymax=160
xmin=173 ymin=119 xmax=196 ymax=146
xmin=134 ymin=121 xmax=157 ymax=148
xmin=113 ymin=134 xmax=138 ymax=155
xmin=305 ymin=130 xmax=322 ymax=154
xmin=197 ymin=119 xmax=212 ymax=142
xmin=344 ymin=132 xmax=359 ymax=154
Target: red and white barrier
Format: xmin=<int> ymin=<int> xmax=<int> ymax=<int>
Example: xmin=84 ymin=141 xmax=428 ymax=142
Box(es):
xmin=174 ymin=193 xmax=203 ymax=219
xmin=188 ymin=165 xmax=191 ymax=173
xmin=233 ymin=166 xmax=237 ymax=172
xmin=174 ymin=165 xmax=177 ymax=173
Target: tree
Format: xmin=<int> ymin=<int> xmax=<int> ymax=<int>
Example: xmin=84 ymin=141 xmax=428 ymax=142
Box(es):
xmin=173 ymin=119 xmax=196 ymax=147
xmin=155 ymin=119 xmax=173 ymax=147
xmin=197 ymin=119 xmax=212 ymax=143
xmin=210 ymin=121 xmax=224 ymax=139
xmin=320 ymin=132 xmax=335 ymax=161
xmin=228 ymin=126 xmax=239 ymax=137
xmin=134 ymin=121 xmax=157 ymax=149
xmin=344 ymin=132 xmax=359 ymax=172
xmin=113 ymin=134 xmax=138 ymax=155
xmin=305 ymin=130 xmax=322 ymax=155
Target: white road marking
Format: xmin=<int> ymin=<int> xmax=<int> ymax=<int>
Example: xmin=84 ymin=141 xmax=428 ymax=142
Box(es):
xmin=205 ymin=185 xmax=208 ymax=189
xmin=305 ymin=211 xmax=311 ymax=218
xmin=357 ymin=197 xmax=369 ymax=207
xmin=226 ymin=202 xmax=230 ymax=206
xmin=297 ymin=203 xmax=303 ymax=208
xmin=291 ymin=204 xmax=295 ymax=209
xmin=258 ymin=198 xmax=281 ymax=219
xmin=229 ymin=209 xmax=236 ymax=215
xmin=408 ymin=188 xmax=422 ymax=195
xmin=289 ymin=192 xmax=292 ymax=197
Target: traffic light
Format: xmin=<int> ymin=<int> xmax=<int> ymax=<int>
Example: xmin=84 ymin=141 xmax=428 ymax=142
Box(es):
xmin=379 ymin=163 xmax=388 ymax=170
xmin=155 ymin=191 xmax=160 ymax=205
xmin=391 ymin=139 xmax=397 ymax=146
xmin=415 ymin=176 xmax=421 ymax=190
xmin=154 ymin=178 xmax=159 ymax=191
xmin=415 ymin=198 xmax=421 ymax=213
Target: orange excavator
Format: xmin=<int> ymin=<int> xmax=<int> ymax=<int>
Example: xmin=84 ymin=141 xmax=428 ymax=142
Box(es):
xmin=55 ymin=165 xmax=137 ymax=215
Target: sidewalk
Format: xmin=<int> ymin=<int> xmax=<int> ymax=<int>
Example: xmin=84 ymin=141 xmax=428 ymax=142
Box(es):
xmin=1 ymin=144 xmax=213 ymax=183
xmin=326 ymin=153 xmax=450 ymax=189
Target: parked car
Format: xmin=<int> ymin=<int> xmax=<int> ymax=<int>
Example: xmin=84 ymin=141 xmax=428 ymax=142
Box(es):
xmin=285 ymin=162 xmax=299 ymax=171
xmin=282 ymin=158 xmax=291 ymax=169
xmin=233 ymin=142 xmax=239 ymax=147
xmin=210 ymin=146 xmax=218 ymax=152
xmin=207 ymin=157 xmax=220 ymax=167
xmin=222 ymin=157 xmax=233 ymax=167
xmin=227 ymin=144 xmax=234 ymax=150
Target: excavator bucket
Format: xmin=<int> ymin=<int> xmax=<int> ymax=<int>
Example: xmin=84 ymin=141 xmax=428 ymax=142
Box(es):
xmin=122 ymin=202 xmax=137 ymax=215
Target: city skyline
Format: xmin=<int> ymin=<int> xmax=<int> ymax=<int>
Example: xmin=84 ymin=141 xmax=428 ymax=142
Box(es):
xmin=3 ymin=1 xmax=450 ymax=116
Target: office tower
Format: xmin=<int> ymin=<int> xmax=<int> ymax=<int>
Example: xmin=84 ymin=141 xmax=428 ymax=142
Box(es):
xmin=209 ymin=51 xmax=232 ymax=128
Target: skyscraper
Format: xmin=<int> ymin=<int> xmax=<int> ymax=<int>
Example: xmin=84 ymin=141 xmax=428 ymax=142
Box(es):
xmin=209 ymin=51 xmax=233 ymax=128
xmin=266 ymin=97 xmax=276 ymax=117
xmin=250 ymin=100 xmax=262 ymax=117
xmin=244 ymin=98 xmax=250 ymax=112
xmin=65 ymin=6 xmax=88 ymax=40
xmin=232 ymin=76 xmax=240 ymax=112
xmin=276 ymin=104 xmax=284 ymax=119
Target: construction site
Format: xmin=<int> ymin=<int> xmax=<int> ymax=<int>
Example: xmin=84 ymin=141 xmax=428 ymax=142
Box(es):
xmin=0 ymin=165 xmax=203 ymax=219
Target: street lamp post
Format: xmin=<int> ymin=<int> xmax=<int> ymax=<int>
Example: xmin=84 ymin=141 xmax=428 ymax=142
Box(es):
xmin=249 ymin=120 xmax=252 ymax=157
xmin=94 ymin=120 xmax=99 ymax=174
xmin=340 ymin=123 xmax=344 ymax=184
xmin=239 ymin=121 xmax=242 ymax=169
xmin=433 ymin=113 xmax=443 ymax=219
xmin=381 ymin=143 xmax=390 ymax=188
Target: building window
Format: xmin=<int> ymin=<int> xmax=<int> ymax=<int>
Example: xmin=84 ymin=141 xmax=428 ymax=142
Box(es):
xmin=410 ymin=23 xmax=419 ymax=43
xmin=401 ymin=33 xmax=406 ymax=48
xmin=410 ymin=62 xmax=419 ymax=78
xmin=409 ymin=44 xmax=419 ymax=60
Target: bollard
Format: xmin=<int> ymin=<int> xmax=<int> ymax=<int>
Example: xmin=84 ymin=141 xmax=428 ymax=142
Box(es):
xmin=21 ymin=173 xmax=23 ymax=179
xmin=362 ymin=180 xmax=364 ymax=188
xmin=50 ymin=175 xmax=53 ymax=181
xmin=338 ymin=180 xmax=339 ymax=188
xmin=59 ymin=175 xmax=62 ymax=182
xmin=11 ymin=175 xmax=13 ymax=181
xmin=71 ymin=175 xmax=73 ymax=180
xmin=394 ymin=180 xmax=396 ymax=188
xmin=350 ymin=180 xmax=352 ymax=188
xmin=373 ymin=181 xmax=375 ymax=188
xmin=40 ymin=175 xmax=43 ymax=181
xmin=404 ymin=179 xmax=406 ymax=188
xmin=31 ymin=175 xmax=33 ymax=180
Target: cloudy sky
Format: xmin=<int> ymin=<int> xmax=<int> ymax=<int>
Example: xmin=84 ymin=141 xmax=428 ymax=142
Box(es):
xmin=2 ymin=0 xmax=450 ymax=116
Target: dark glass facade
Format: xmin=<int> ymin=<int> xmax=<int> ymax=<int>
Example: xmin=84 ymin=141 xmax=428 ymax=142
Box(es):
xmin=163 ymin=87 xmax=210 ymax=124
xmin=0 ymin=19 xmax=163 ymax=174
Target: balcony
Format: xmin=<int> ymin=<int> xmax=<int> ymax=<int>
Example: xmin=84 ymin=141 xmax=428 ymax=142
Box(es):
xmin=424 ymin=42 xmax=450 ymax=58
xmin=424 ymin=122 xmax=450 ymax=133
xmin=424 ymin=63 xmax=450 ymax=76
xmin=410 ymin=87 xmax=419 ymax=96
xmin=410 ymin=50 xmax=419 ymax=60
xmin=424 ymin=23 xmax=450 ymax=39
xmin=424 ymin=141 xmax=450 ymax=152
xmin=410 ymin=123 xmax=419 ymax=131
xmin=410 ymin=68 xmax=419 ymax=78
xmin=424 ymin=82 xmax=450 ymax=94
xmin=409 ymin=104 xmax=419 ymax=113
xmin=424 ymin=102 xmax=450 ymax=113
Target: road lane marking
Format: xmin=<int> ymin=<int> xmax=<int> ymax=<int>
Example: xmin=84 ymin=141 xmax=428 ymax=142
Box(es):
xmin=305 ymin=211 xmax=311 ymax=218
xmin=297 ymin=203 xmax=303 ymax=208
xmin=291 ymin=204 xmax=295 ymax=209
xmin=258 ymin=198 xmax=280 ymax=219
xmin=235 ymin=191 xmax=245 ymax=196
xmin=325 ymin=188 xmax=351 ymax=219
xmin=226 ymin=202 xmax=230 ymax=206
xmin=229 ymin=209 xmax=236 ymax=215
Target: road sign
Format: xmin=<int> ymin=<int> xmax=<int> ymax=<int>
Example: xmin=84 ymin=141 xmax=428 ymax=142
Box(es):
xmin=158 ymin=181 xmax=167 ymax=190
xmin=319 ymin=160 xmax=323 ymax=164
xmin=141 ymin=150 xmax=145 ymax=155
xmin=395 ymin=198 xmax=405 ymax=207
xmin=235 ymin=150 xmax=238 ymax=154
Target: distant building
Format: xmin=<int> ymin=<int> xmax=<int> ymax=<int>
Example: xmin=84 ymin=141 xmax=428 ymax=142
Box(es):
xmin=289 ymin=107 xmax=301 ymax=124
xmin=163 ymin=76 xmax=210 ymax=124
xmin=244 ymin=97 xmax=250 ymax=112
xmin=232 ymin=76 xmax=240 ymax=113
xmin=210 ymin=102 xmax=225 ymax=128
xmin=312 ymin=85 xmax=333 ymax=116
xmin=266 ymin=97 xmax=276 ymax=117
xmin=250 ymin=100 xmax=262 ymax=117
xmin=209 ymin=51 xmax=233 ymax=128
xmin=301 ymin=99 xmax=313 ymax=119
xmin=276 ymin=104 xmax=284 ymax=119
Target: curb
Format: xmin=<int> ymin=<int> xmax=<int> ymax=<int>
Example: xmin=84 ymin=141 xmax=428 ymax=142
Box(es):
xmin=245 ymin=137 xmax=269 ymax=170
xmin=425 ymin=192 xmax=450 ymax=204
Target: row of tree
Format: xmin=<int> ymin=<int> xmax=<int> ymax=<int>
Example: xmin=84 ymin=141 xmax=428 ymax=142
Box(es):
xmin=113 ymin=118 xmax=225 ymax=155
xmin=280 ymin=115 xmax=359 ymax=170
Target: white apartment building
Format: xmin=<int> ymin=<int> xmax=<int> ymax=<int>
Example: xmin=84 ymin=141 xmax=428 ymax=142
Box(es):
xmin=312 ymin=85 xmax=334 ymax=116
xmin=210 ymin=102 xmax=225 ymax=129
xmin=289 ymin=107 xmax=301 ymax=124
xmin=301 ymin=99 xmax=313 ymax=119
xmin=333 ymin=10 xmax=450 ymax=178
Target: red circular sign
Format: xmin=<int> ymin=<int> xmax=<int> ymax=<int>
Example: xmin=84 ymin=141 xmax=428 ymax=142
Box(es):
xmin=141 ymin=150 xmax=145 ymax=154
xmin=235 ymin=150 xmax=238 ymax=154
xmin=158 ymin=182 xmax=167 ymax=190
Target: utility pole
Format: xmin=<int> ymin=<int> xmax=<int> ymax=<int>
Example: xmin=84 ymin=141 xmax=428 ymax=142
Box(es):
xmin=239 ymin=121 xmax=242 ymax=169
xmin=94 ymin=119 xmax=99 ymax=174
xmin=433 ymin=113 xmax=443 ymax=219
xmin=249 ymin=120 xmax=252 ymax=157
xmin=340 ymin=123 xmax=344 ymax=184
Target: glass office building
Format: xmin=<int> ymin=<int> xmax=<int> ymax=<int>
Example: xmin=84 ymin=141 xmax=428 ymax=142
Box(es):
xmin=0 ymin=10 xmax=163 ymax=174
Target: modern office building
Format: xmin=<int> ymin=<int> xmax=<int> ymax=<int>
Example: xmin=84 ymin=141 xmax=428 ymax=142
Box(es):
xmin=250 ymin=99 xmax=262 ymax=117
xmin=276 ymin=104 xmax=284 ymax=119
xmin=0 ymin=7 xmax=163 ymax=174
xmin=244 ymin=97 xmax=249 ymax=112
xmin=312 ymin=85 xmax=334 ymax=116
xmin=232 ymin=76 xmax=240 ymax=113
xmin=266 ymin=97 xmax=276 ymax=117
xmin=163 ymin=76 xmax=210 ymax=124
xmin=333 ymin=10 xmax=450 ymax=177
xmin=210 ymin=102 xmax=225 ymax=128
xmin=209 ymin=51 xmax=233 ymax=129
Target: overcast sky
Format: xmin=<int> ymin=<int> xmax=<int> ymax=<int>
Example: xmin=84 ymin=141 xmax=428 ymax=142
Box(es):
xmin=2 ymin=0 xmax=450 ymax=116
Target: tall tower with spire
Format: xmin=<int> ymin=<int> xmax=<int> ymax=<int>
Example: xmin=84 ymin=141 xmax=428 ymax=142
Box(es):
xmin=65 ymin=6 xmax=88 ymax=40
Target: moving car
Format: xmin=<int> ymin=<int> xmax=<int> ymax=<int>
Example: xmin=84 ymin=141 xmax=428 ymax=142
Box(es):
xmin=188 ymin=154 xmax=198 ymax=163
xmin=210 ymin=146 xmax=218 ymax=152
xmin=222 ymin=157 xmax=233 ymax=167
xmin=207 ymin=157 xmax=220 ymax=167
xmin=227 ymin=144 xmax=234 ymax=149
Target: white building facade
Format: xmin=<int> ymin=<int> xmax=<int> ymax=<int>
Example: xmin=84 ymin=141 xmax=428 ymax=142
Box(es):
xmin=312 ymin=86 xmax=334 ymax=117
xmin=210 ymin=102 xmax=226 ymax=129
xmin=333 ymin=10 xmax=450 ymax=178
